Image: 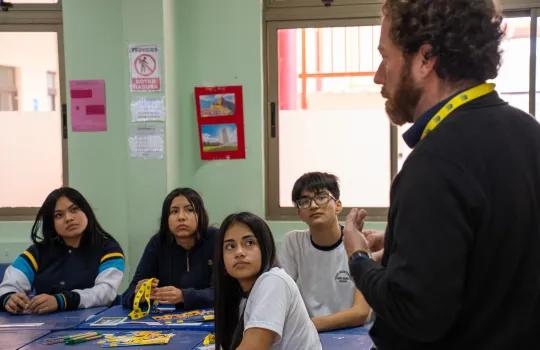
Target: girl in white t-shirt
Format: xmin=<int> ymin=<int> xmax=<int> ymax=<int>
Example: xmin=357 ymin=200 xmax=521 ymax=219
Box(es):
xmin=214 ymin=212 xmax=321 ymax=350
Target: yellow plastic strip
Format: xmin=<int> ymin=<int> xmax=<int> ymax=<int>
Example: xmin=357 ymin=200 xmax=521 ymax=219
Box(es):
xmin=128 ymin=278 xmax=156 ymax=320
xmin=421 ymin=83 xmax=495 ymax=140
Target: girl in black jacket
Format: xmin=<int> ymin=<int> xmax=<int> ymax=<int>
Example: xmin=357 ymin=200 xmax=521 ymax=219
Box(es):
xmin=122 ymin=188 xmax=216 ymax=310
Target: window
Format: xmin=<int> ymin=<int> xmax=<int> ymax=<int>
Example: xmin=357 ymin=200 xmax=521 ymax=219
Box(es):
xmin=271 ymin=23 xmax=390 ymax=217
xmin=0 ymin=2 xmax=66 ymax=219
xmin=494 ymin=16 xmax=532 ymax=114
xmin=264 ymin=0 xmax=540 ymax=221
xmin=0 ymin=65 xmax=17 ymax=111
xmin=9 ymin=0 xmax=58 ymax=3
xmin=0 ymin=0 xmax=60 ymax=11
xmin=47 ymin=71 xmax=57 ymax=111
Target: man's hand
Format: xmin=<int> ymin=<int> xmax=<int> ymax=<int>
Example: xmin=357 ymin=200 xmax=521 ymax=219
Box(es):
xmin=343 ymin=208 xmax=370 ymax=257
xmin=151 ymin=286 xmax=183 ymax=305
xmin=4 ymin=292 xmax=30 ymax=314
xmin=363 ymin=229 xmax=385 ymax=263
xmin=26 ymin=294 xmax=58 ymax=314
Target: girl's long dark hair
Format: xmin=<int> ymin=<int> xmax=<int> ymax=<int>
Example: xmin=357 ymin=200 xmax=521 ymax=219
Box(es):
xmin=214 ymin=212 xmax=278 ymax=350
xmin=157 ymin=187 xmax=209 ymax=243
xmin=30 ymin=187 xmax=115 ymax=248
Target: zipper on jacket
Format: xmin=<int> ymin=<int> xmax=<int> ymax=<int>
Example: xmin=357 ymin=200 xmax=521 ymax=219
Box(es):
xmin=186 ymin=251 xmax=190 ymax=272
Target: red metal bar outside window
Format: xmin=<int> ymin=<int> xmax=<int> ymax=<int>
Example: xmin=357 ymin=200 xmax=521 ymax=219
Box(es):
xmin=298 ymin=28 xmax=376 ymax=110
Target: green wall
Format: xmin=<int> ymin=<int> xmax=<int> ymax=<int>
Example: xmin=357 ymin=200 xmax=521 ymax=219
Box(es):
xmin=64 ymin=0 xmax=168 ymax=287
xmin=164 ymin=0 xmax=266 ymax=224
xmin=0 ymin=0 xmax=386 ymax=287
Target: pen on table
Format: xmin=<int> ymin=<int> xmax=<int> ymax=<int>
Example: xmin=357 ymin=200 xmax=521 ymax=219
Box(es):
xmin=65 ymin=333 xmax=103 ymax=344
xmin=175 ymin=315 xmax=215 ymax=323
xmin=45 ymin=332 xmax=98 ymax=345
xmin=45 ymin=337 xmax=66 ymax=345
xmin=67 ymin=331 xmax=99 ymax=339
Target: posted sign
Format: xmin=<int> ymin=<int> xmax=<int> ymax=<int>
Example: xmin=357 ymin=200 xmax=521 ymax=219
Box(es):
xmin=129 ymin=44 xmax=161 ymax=92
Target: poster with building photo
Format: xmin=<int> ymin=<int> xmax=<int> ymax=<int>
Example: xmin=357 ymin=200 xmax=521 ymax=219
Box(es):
xmin=194 ymin=85 xmax=245 ymax=160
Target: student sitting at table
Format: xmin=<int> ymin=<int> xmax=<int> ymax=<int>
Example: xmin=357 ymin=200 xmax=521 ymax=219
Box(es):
xmin=0 ymin=187 xmax=125 ymax=314
xmin=279 ymin=172 xmax=371 ymax=331
xmin=214 ymin=212 xmax=321 ymax=350
xmin=122 ymin=188 xmax=216 ymax=310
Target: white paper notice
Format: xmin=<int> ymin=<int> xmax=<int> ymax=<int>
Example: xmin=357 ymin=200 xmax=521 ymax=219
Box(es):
xmin=0 ymin=323 xmax=44 ymax=328
xmin=128 ymin=124 xmax=164 ymax=159
xmin=130 ymin=96 xmax=165 ymax=122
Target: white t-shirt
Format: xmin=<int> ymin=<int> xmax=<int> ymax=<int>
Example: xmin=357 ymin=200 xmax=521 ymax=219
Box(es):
xmin=278 ymin=229 xmax=356 ymax=317
xmin=243 ymin=267 xmax=322 ymax=350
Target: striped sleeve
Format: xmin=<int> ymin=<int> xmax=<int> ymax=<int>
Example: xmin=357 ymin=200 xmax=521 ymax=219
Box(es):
xmin=99 ymin=251 xmax=125 ymax=274
xmin=0 ymin=246 xmax=39 ymax=310
xmin=72 ymin=239 xmax=125 ymax=309
xmin=15 ymin=250 xmax=39 ymax=284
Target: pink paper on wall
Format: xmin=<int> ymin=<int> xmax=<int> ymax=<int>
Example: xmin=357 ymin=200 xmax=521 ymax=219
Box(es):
xmin=69 ymin=80 xmax=107 ymax=132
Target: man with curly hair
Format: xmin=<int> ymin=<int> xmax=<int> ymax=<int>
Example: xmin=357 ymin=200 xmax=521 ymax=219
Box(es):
xmin=343 ymin=0 xmax=540 ymax=349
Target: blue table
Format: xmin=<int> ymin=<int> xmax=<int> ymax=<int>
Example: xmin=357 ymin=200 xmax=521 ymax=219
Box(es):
xmin=19 ymin=329 xmax=208 ymax=350
xmin=79 ymin=305 xmax=214 ymax=331
xmin=0 ymin=329 xmax=50 ymax=350
xmin=322 ymin=325 xmax=370 ymax=335
xmin=0 ymin=307 xmax=107 ymax=331
xmin=320 ymin=332 xmax=374 ymax=349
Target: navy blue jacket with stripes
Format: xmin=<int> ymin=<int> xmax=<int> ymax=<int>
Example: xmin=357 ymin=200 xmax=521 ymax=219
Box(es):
xmin=0 ymin=238 xmax=125 ymax=311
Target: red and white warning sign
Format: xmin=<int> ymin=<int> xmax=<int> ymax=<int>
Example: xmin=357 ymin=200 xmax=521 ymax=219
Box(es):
xmin=129 ymin=44 xmax=161 ymax=92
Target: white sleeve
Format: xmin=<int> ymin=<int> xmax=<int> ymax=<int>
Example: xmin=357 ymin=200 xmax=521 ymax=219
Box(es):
xmin=0 ymin=266 xmax=32 ymax=296
xmin=278 ymin=232 xmax=299 ymax=280
xmin=244 ymin=273 xmax=291 ymax=342
xmin=73 ymin=266 xmax=124 ymax=308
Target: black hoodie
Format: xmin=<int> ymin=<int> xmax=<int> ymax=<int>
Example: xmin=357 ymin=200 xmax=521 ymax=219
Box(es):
xmin=122 ymin=227 xmax=216 ymax=309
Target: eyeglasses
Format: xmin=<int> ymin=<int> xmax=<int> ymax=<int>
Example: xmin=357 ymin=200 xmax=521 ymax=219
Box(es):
xmin=295 ymin=193 xmax=336 ymax=209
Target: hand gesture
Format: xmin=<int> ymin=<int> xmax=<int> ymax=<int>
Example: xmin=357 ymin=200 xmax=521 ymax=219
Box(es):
xmin=4 ymin=292 xmax=30 ymax=314
xmin=343 ymin=208 xmax=370 ymax=257
xmin=363 ymin=229 xmax=385 ymax=262
xmin=151 ymin=286 xmax=183 ymax=305
xmin=26 ymin=294 xmax=58 ymax=314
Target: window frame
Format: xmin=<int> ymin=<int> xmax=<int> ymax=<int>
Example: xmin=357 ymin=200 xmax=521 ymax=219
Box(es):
xmin=1 ymin=0 xmax=61 ymax=11
xmin=46 ymin=70 xmax=57 ymax=111
xmin=0 ymin=64 xmax=18 ymax=111
xmin=501 ymin=8 xmax=538 ymax=117
xmin=264 ymin=0 xmax=540 ymax=221
xmin=0 ymin=1 xmax=67 ymax=221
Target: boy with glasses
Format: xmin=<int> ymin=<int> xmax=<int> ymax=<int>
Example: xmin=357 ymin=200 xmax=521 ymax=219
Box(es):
xmin=279 ymin=172 xmax=370 ymax=331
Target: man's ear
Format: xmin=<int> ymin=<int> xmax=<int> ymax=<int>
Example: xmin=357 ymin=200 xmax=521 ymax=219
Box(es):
xmin=417 ymin=43 xmax=437 ymax=78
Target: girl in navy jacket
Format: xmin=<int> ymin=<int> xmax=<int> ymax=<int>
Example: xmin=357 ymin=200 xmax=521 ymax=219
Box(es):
xmin=122 ymin=188 xmax=216 ymax=310
xmin=0 ymin=187 xmax=125 ymax=314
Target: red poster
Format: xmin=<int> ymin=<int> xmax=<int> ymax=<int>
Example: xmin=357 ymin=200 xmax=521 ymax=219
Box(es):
xmin=194 ymin=85 xmax=246 ymax=160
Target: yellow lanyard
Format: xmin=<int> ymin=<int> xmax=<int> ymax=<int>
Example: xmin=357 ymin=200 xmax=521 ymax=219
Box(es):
xmin=420 ymin=83 xmax=495 ymax=140
xmin=99 ymin=331 xmax=174 ymax=347
xmin=128 ymin=278 xmax=156 ymax=320
xmin=203 ymin=333 xmax=215 ymax=345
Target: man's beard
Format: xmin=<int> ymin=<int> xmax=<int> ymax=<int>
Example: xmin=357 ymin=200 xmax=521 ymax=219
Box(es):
xmin=384 ymin=59 xmax=422 ymax=126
